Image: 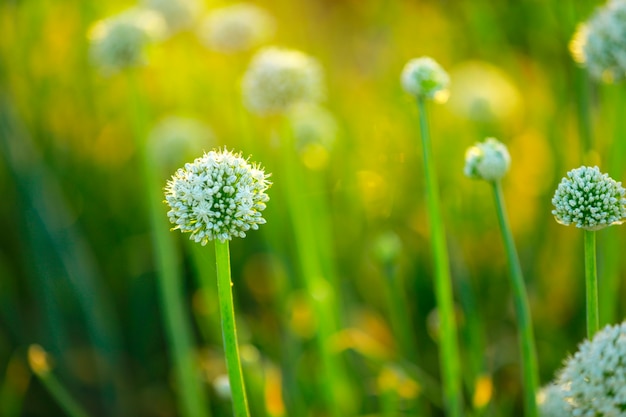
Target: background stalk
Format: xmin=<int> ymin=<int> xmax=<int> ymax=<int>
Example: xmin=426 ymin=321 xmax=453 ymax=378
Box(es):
xmin=415 ymin=97 xmax=463 ymax=417
xmin=127 ymin=71 xmax=210 ymax=417
xmin=584 ymin=230 xmax=599 ymax=338
xmin=28 ymin=345 xmax=90 ymax=417
xmin=214 ymin=240 xmax=251 ymax=417
xmin=492 ymin=181 xmax=539 ymax=417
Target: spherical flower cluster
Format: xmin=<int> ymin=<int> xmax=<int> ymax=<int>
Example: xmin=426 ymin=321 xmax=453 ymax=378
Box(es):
xmin=537 ymin=384 xmax=569 ymax=417
xmin=198 ymin=3 xmax=275 ymax=53
xmin=464 ymin=138 xmax=511 ymax=181
xmin=570 ymin=0 xmax=626 ymax=82
xmin=401 ymin=57 xmax=450 ymax=102
xmin=242 ymin=47 xmax=324 ymax=115
xmin=142 ymin=0 xmax=202 ymax=34
xmin=556 ymin=321 xmax=626 ymax=415
xmin=88 ymin=9 xmax=165 ymax=75
xmin=551 ymin=166 xmax=626 ymax=230
xmin=164 ymin=149 xmax=271 ymax=244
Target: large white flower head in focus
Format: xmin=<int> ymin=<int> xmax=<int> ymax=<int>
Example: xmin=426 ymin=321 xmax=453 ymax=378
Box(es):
xmin=551 ymin=166 xmax=626 ymax=230
xmin=165 ymin=149 xmax=271 ymax=244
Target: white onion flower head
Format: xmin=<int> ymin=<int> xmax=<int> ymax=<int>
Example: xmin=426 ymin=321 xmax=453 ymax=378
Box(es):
xmin=142 ymin=0 xmax=202 ymax=34
xmin=88 ymin=9 xmax=166 ymax=74
xmin=242 ymin=47 xmax=325 ymax=115
xmin=164 ymin=149 xmax=271 ymax=244
xmin=556 ymin=321 xmax=626 ymax=415
xmin=401 ymin=57 xmax=450 ymax=102
xmin=464 ymin=138 xmax=511 ymax=181
xmin=198 ymin=3 xmax=275 ymax=53
xmin=551 ymin=166 xmax=626 ymax=230
xmin=537 ymin=384 xmax=569 ymax=417
xmin=570 ymin=0 xmax=626 ymax=82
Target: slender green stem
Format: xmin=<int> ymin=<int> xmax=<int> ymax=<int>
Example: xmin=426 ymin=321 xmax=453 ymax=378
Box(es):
xmin=36 ymin=372 xmax=91 ymax=417
xmin=415 ymin=97 xmax=463 ymax=417
xmin=584 ymin=230 xmax=599 ymax=338
xmin=127 ymin=71 xmax=210 ymax=417
xmin=215 ymin=240 xmax=250 ymax=417
xmin=28 ymin=346 xmax=90 ymax=417
xmin=492 ymin=181 xmax=539 ymax=417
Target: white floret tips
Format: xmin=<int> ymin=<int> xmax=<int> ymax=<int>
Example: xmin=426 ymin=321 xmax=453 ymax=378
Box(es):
xmin=551 ymin=166 xmax=626 ymax=230
xmin=464 ymin=138 xmax=511 ymax=182
xmin=164 ymin=149 xmax=271 ymax=244
xmin=556 ymin=321 xmax=626 ymax=416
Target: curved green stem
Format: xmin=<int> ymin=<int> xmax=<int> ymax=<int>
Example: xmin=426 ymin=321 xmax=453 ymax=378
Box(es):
xmin=215 ymin=240 xmax=250 ymax=417
xmin=584 ymin=230 xmax=599 ymax=338
xmin=416 ymin=97 xmax=463 ymax=417
xmin=492 ymin=181 xmax=539 ymax=417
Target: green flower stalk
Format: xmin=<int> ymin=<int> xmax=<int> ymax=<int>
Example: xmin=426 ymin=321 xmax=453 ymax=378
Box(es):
xmin=28 ymin=345 xmax=91 ymax=417
xmin=465 ymin=138 xmax=539 ymax=417
xmin=165 ymin=149 xmax=271 ymax=417
xmin=402 ymin=56 xmax=463 ymax=417
xmin=551 ymin=165 xmax=626 ymax=338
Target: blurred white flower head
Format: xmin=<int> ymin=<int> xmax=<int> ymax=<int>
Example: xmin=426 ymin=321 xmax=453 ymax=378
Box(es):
xmin=165 ymin=149 xmax=271 ymax=244
xmin=464 ymin=138 xmax=511 ymax=182
xmin=147 ymin=116 xmax=215 ymax=175
xmin=242 ymin=47 xmax=324 ymax=115
xmin=88 ymin=9 xmax=166 ymax=75
xmin=556 ymin=321 xmax=626 ymax=415
xmin=401 ymin=57 xmax=450 ymax=102
xmin=142 ymin=0 xmax=203 ymax=34
xmin=447 ymin=61 xmax=523 ymax=124
xmin=551 ymin=165 xmax=626 ymax=230
xmin=536 ymin=384 xmax=569 ymax=417
xmin=570 ymin=0 xmax=626 ymax=82
xmin=198 ymin=3 xmax=275 ymax=53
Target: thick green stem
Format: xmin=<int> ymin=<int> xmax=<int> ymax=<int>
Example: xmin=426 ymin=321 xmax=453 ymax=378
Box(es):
xmin=584 ymin=230 xmax=599 ymax=338
xmin=215 ymin=240 xmax=250 ymax=417
xmin=492 ymin=181 xmax=539 ymax=417
xmin=127 ymin=71 xmax=210 ymax=417
xmin=416 ymin=97 xmax=463 ymax=417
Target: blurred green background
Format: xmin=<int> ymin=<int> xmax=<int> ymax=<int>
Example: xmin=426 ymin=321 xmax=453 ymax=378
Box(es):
xmin=1 ymin=0 xmax=624 ymax=416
